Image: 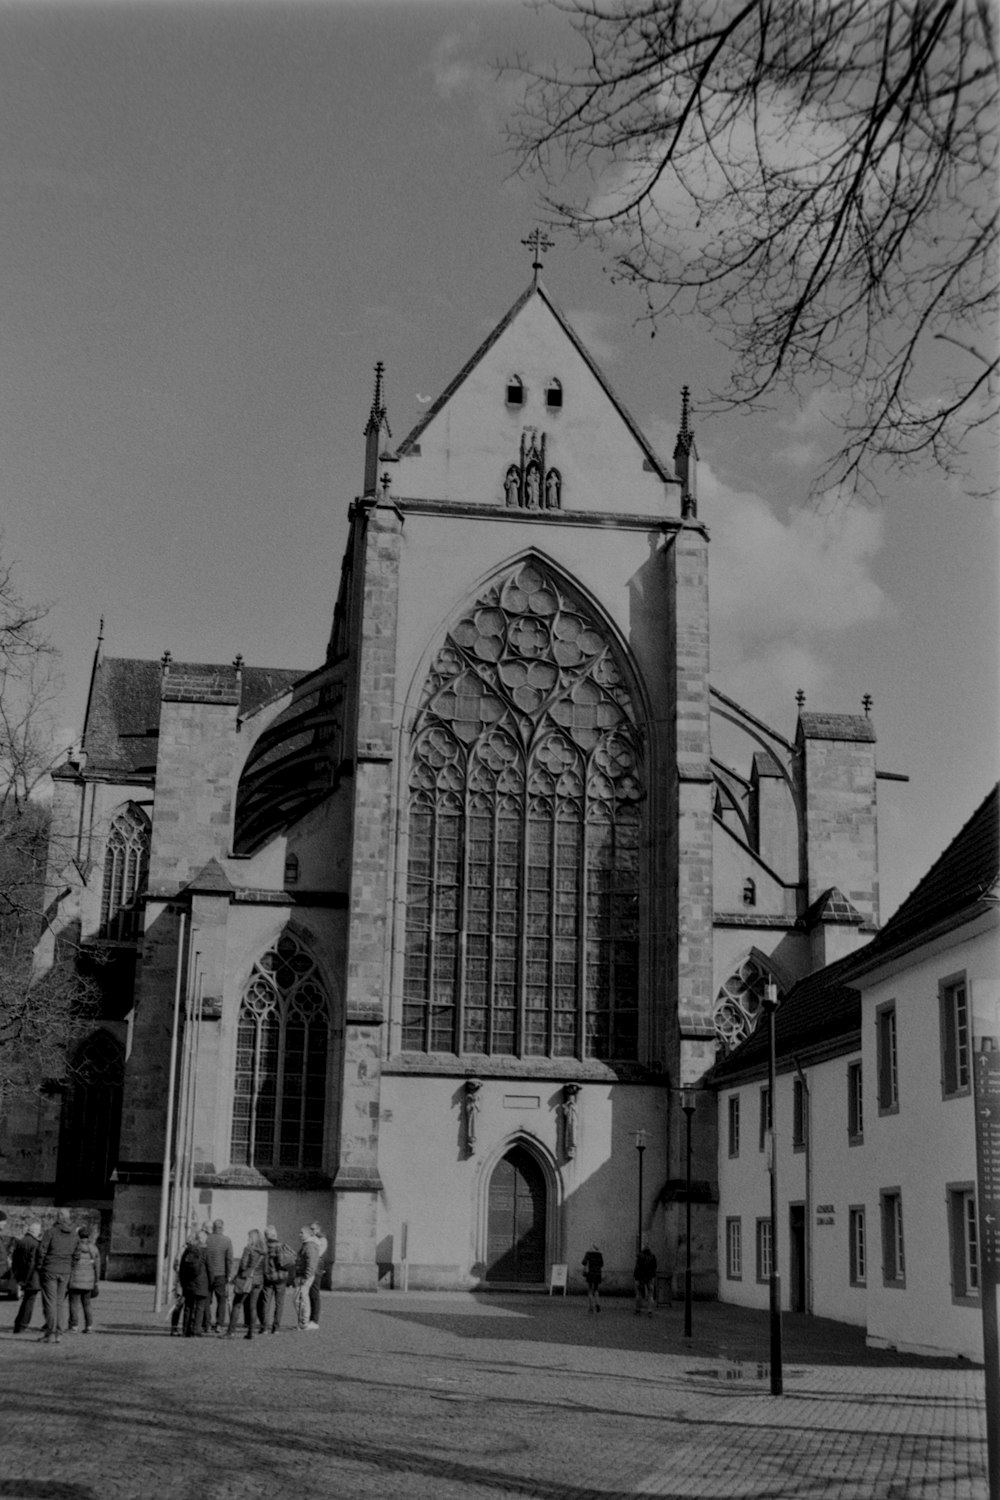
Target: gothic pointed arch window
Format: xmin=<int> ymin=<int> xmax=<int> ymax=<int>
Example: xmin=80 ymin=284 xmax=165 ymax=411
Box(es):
xmin=231 ymin=931 xmax=330 ymax=1171
xmin=713 ymin=954 xmax=780 ymax=1053
xmin=403 ymin=560 xmax=644 ymax=1061
xmin=100 ymin=804 xmax=150 ymax=942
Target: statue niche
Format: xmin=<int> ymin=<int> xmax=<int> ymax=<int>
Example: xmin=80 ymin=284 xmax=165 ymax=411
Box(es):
xmin=503 ymin=430 xmax=561 ymax=510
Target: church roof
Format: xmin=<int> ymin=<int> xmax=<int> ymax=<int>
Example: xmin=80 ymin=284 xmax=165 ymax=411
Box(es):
xmin=79 ymin=656 xmax=305 ymax=776
xmin=797 ymin=712 xmax=876 ymax=743
xmin=395 ymin=279 xmax=672 ymax=482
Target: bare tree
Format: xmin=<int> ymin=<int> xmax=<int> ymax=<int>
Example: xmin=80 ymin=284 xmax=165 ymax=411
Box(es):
xmin=510 ymin=0 xmax=998 ymax=493
xmin=0 ymin=554 xmax=95 ymax=1103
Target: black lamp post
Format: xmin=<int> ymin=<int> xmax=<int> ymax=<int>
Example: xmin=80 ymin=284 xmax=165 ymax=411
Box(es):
xmin=634 ymin=1129 xmax=647 ymax=1253
xmin=762 ymin=981 xmax=783 ymax=1396
xmin=680 ymin=1088 xmax=696 ymax=1339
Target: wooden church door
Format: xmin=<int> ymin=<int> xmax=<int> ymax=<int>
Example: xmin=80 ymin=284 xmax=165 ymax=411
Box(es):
xmin=486 ymin=1145 xmax=546 ymax=1283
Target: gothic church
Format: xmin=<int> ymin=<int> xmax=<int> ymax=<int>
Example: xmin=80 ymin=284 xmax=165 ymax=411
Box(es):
xmin=6 ymin=273 xmax=884 ymax=1292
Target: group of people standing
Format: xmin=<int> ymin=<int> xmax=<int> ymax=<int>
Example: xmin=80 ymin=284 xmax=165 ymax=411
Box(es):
xmin=173 ymin=1219 xmax=327 ymax=1339
xmin=11 ymin=1209 xmax=102 ymax=1342
xmin=581 ymin=1243 xmax=660 ymax=1315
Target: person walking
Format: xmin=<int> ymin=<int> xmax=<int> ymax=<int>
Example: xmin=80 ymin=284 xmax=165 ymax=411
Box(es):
xmin=633 ymin=1244 xmax=657 ymax=1316
xmin=582 ymin=1243 xmax=604 ymax=1314
xmin=38 ymin=1209 xmax=79 ymax=1344
xmin=292 ymin=1226 xmax=319 ymax=1331
xmin=178 ymin=1231 xmax=210 ymax=1337
xmin=308 ymin=1221 xmax=327 ymax=1329
xmin=12 ymin=1221 xmax=43 ymax=1334
xmin=203 ymin=1218 xmax=234 ymax=1335
xmin=258 ymin=1226 xmax=290 ymax=1334
xmin=68 ymin=1226 xmax=101 ymax=1333
xmin=227 ymin=1228 xmax=266 ymax=1340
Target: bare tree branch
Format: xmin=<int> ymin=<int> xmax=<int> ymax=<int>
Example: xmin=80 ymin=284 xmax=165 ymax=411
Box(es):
xmin=508 ymin=0 xmax=999 ymax=495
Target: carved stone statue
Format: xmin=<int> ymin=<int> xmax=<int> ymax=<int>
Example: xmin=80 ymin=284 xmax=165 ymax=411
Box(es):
xmin=465 ymin=1078 xmax=483 ymax=1154
xmin=504 ymin=466 xmax=520 ymax=508
xmin=545 ymin=468 xmax=561 ymax=509
xmin=525 ymin=462 xmax=541 ymax=509
xmin=561 ymin=1083 xmax=580 ymax=1158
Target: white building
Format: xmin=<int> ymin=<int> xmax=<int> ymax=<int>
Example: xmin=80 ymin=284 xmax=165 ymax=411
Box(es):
xmin=711 ymin=785 xmax=998 ymax=1360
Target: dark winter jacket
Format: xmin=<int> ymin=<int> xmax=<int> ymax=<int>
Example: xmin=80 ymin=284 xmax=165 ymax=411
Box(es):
xmin=234 ymin=1244 xmax=265 ymax=1292
xmin=12 ymin=1232 xmax=42 ymax=1292
xmin=203 ymin=1231 xmax=233 ymax=1282
xmin=633 ymin=1249 xmax=657 ymax=1285
xmin=39 ymin=1223 xmax=79 ymax=1277
xmin=69 ymin=1239 xmax=101 ymax=1292
xmin=178 ymin=1244 xmax=210 ymax=1298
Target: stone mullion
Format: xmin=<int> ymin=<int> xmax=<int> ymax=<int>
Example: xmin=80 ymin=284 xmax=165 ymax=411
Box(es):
xmin=487 ymin=795 xmax=500 ymax=1056
xmin=546 ymin=802 xmax=559 ymax=1057
xmin=455 ymin=779 xmax=471 ymax=1056
xmin=426 ymin=794 xmax=443 ymax=1053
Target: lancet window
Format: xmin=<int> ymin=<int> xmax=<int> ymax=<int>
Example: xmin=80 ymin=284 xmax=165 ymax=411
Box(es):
xmin=402 ymin=561 xmax=644 ymax=1060
xmin=231 ymin=932 xmax=329 ymax=1171
xmin=100 ymin=804 xmax=150 ymax=942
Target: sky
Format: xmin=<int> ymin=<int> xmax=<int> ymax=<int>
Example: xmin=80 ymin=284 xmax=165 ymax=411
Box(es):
xmin=0 ymin=0 xmax=996 ymax=922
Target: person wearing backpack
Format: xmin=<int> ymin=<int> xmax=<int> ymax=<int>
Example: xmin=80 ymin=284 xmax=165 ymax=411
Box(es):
xmin=68 ymin=1226 xmax=101 ymax=1333
xmin=258 ymin=1225 xmax=293 ymax=1334
xmin=12 ymin=1221 xmax=43 ymax=1334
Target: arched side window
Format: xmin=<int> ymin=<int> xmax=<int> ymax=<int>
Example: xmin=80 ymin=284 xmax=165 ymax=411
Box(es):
xmin=403 ymin=560 xmax=644 ymax=1061
xmin=545 ymin=378 xmax=562 ymax=410
xmin=506 ymin=374 xmax=525 ymax=406
xmin=231 ymin=932 xmax=329 ymax=1172
xmin=100 ymin=804 xmax=150 ymax=942
xmin=714 ymin=954 xmax=779 ymax=1053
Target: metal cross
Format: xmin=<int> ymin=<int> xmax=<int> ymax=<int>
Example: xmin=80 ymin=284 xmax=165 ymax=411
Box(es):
xmin=521 ymin=229 xmax=555 ymax=277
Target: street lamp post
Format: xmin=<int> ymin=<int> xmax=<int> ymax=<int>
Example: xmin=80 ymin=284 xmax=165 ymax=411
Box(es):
xmin=634 ymin=1130 xmax=647 ymax=1253
xmin=680 ymin=1088 xmax=696 ymax=1338
xmin=762 ymin=981 xmax=784 ymax=1396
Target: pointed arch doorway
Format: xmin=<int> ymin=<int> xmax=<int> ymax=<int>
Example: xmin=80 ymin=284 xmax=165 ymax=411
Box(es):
xmin=485 ymin=1145 xmax=547 ymax=1283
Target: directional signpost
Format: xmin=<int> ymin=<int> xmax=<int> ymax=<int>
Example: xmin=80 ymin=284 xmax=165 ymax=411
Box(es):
xmin=974 ymin=1041 xmax=1000 ymax=1500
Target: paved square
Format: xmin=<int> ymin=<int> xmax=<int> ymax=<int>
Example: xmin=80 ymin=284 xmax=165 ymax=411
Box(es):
xmin=2 ymin=1286 xmax=988 ymax=1499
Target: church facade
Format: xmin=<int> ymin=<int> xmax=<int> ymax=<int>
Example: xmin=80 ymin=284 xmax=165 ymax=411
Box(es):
xmin=6 ymin=276 xmax=884 ymax=1293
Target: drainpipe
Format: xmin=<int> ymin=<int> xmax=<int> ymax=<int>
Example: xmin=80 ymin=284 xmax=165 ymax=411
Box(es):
xmin=793 ymin=1057 xmax=812 ymax=1314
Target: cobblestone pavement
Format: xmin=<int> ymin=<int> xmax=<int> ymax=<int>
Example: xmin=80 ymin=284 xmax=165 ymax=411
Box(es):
xmin=1 ymin=1285 xmax=988 ymax=1500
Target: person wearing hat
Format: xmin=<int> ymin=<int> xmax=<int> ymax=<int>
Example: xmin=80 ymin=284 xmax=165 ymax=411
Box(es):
xmin=258 ymin=1225 xmax=289 ymax=1334
xmin=67 ymin=1225 xmax=101 ymax=1333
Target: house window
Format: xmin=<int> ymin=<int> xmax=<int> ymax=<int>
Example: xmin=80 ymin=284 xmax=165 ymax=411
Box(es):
xmin=231 ymin=931 xmax=330 ymax=1171
xmin=847 ymin=1060 xmax=863 ymax=1143
xmin=849 ymin=1206 xmax=866 ymax=1286
xmin=726 ymin=1218 xmax=742 ymax=1279
xmin=792 ymin=1076 xmax=806 ymax=1151
xmin=880 ymin=1189 xmax=905 ymax=1286
xmin=100 ymin=804 xmax=151 ymax=942
xmin=742 ymin=877 xmax=756 ymax=907
xmin=506 ymin=375 xmax=525 ymax=406
xmin=545 ymin=378 xmax=562 ymax=409
xmin=284 ymin=853 xmax=300 ymax=886
xmin=756 ymin=1218 xmax=773 ymax=1282
xmin=402 ymin=560 xmax=644 ymax=1060
xmin=947 ymin=1184 xmax=980 ymax=1303
xmin=876 ymin=1002 xmax=899 ymax=1113
xmin=727 ymin=1095 xmax=740 ymax=1157
xmin=940 ymin=976 xmax=971 ymax=1097
xmin=759 ymin=1085 xmax=772 ymax=1150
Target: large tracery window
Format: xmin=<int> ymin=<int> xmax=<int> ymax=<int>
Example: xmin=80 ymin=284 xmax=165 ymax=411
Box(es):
xmin=403 ymin=561 xmax=644 ymax=1060
xmin=100 ymin=804 xmax=150 ymax=942
xmin=231 ymin=932 xmax=330 ymax=1171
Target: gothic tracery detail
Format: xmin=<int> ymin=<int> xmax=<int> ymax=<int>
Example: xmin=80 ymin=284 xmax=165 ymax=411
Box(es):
xmin=713 ymin=954 xmax=776 ymax=1052
xmin=403 ymin=560 xmax=643 ymax=1060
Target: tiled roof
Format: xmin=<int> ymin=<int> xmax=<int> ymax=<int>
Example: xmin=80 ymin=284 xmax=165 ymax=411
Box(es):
xmin=81 ymin=657 xmax=306 ymax=776
xmin=852 ymin=782 xmax=998 ymax=968
xmin=708 ymin=949 xmax=862 ymax=1085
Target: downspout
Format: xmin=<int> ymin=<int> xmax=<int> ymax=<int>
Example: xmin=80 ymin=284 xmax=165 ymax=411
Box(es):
xmin=793 ymin=1056 xmax=812 ymax=1314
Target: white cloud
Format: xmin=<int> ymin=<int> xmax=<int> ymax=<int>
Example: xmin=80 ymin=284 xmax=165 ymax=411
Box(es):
xmin=564 ymin=307 xmax=620 ymax=368
xmin=698 ymin=461 xmax=893 ymax=729
xmin=428 ymin=27 xmax=526 ymax=130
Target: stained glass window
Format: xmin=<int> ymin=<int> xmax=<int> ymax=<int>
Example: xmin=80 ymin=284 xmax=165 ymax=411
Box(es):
xmin=402 ymin=561 xmax=643 ymax=1059
xmin=231 ymin=932 xmax=329 ymax=1171
xmin=713 ymin=954 xmax=776 ymax=1052
xmin=100 ymin=804 xmax=150 ymax=942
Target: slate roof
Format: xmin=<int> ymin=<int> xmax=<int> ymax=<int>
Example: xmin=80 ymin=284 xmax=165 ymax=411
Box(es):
xmin=80 ymin=656 xmax=305 ymax=776
xmin=797 ymin=712 xmax=876 ymax=743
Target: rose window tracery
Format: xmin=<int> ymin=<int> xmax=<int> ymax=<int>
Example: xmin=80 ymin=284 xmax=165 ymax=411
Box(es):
xmin=713 ymin=954 xmax=777 ymax=1052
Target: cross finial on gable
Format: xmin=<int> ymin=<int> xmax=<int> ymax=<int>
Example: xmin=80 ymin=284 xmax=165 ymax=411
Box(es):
xmin=521 ymin=228 xmax=554 ymax=284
